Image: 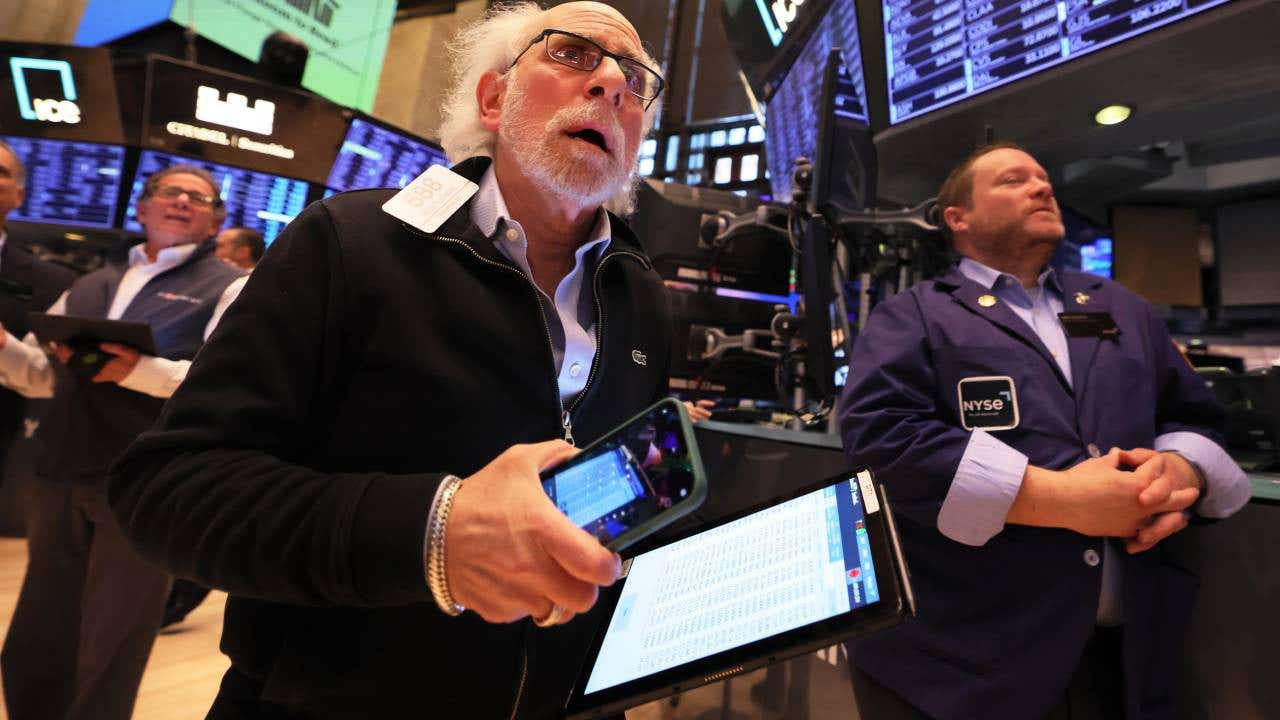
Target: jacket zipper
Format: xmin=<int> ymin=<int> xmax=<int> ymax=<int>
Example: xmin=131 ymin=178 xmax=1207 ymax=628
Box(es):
xmin=403 ymin=224 xmax=648 ymax=718
xmin=414 ymin=222 xmax=648 ymax=445
xmin=508 ymin=639 xmax=528 ymax=720
xmin=422 ymin=233 xmax=563 ymax=437
xmin=563 ymin=250 xmax=650 ymax=434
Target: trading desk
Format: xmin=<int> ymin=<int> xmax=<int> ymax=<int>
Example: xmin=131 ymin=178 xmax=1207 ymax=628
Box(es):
xmin=1173 ymin=472 xmax=1280 ymax=719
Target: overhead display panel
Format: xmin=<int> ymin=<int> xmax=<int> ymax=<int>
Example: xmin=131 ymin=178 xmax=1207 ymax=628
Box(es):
xmin=168 ymin=0 xmax=396 ymax=112
xmin=0 ymin=42 xmax=125 ymax=144
xmin=143 ymin=56 xmax=347 ymax=185
xmin=125 ymin=150 xmax=309 ymax=245
xmin=325 ymin=117 xmax=448 ymax=193
xmin=2 ymin=135 xmax=125 ymax=229
xmin=884 ymin=0 xmax=1236 ymax=124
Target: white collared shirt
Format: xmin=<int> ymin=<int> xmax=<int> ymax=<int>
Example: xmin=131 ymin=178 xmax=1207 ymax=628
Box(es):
xmin=470 ymin=166 xmax=612 ymax=406
xmin=0 ymin=243 xmax=246 ymax=399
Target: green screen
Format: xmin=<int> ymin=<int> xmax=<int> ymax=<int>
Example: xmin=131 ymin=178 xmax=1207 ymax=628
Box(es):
xmin=170 ymin=0 xmax=395 ymax=112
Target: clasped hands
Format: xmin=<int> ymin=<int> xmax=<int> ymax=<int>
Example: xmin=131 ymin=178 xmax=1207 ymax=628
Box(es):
xmin=1060 ymin=447 xmax=1203 ymax=554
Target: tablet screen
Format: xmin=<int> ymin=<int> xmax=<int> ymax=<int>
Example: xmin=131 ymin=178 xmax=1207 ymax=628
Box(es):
xmin=583 ymin=475 xmax=881 ymax=694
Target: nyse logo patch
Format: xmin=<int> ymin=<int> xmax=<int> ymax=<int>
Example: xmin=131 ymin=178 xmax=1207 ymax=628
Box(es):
xmin=957 ymin=375 xmax=1019 ymax=431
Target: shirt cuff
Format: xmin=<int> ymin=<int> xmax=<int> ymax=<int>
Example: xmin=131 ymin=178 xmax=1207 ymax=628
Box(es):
xmin=118 ymin=355 xmax=188 ymax=399
xmin=1155 ymin=431 xmax=1251 ymax=518
xmin=937 ymin=429 xmax=1029 ymax=546
xmin=0 ymin=332 xmax=39 ymax=374
xmin=0 ymin=332 xmax=56 ymax=398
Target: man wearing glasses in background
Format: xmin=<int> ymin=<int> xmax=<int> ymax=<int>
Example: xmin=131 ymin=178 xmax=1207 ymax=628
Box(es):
xmin=0 ymin=164 xmax=245 ymax=720
xmin=109 ymin=2 xmax=671 ymax=718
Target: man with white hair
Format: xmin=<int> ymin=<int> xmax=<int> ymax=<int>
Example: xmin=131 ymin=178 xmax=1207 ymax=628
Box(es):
xmin=109 ymin=2 xmax=672 ymax=717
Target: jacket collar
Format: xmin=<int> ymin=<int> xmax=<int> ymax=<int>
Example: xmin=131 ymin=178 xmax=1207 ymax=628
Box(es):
xmin=936 ymin=264 xmax=1112 ymax=394
xmin=937 ymin=264 xmax=1068 ymax=389
xmin=422 ymin=156 xmax=649 ymax=267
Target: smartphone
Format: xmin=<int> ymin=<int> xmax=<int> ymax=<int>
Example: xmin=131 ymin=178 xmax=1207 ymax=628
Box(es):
xmin=542 ymin=398 xmax=708 ymax=551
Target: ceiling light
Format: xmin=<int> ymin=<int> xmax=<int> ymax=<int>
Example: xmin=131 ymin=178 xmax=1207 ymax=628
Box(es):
xmin=1094 ymin=104 xmax=1132 ymax=126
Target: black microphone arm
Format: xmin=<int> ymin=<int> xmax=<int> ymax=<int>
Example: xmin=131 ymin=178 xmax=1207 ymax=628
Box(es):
xmin=699 ymin=204 xmax=791 ymax=249
xmin=833 ymin=197 xmax=941 ymax=233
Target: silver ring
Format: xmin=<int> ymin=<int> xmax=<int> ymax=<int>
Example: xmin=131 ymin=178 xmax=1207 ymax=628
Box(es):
xmin=533 ymin=604 xmax=569 ymax=628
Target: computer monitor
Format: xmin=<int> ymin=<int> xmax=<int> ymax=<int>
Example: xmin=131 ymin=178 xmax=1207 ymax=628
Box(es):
xmin=325 ymin=117 xmax=449 ymax=193
xmin=800 ymin=48 xmax=877 ymax=404
xmin=883 ymin=0 xmax=1236 ymax=124
xmin=763 ymin=0 xmax=870 ymax=204
xmin=2 ymin=135 xmax=125 ymax=229
xmin=124 ymin=150 xmax=309 ymax=245
xmin=1079 ymin=237 xmax=1113 ymax=279
xmin=1054 ymin=208 xmax=1113 ymax=279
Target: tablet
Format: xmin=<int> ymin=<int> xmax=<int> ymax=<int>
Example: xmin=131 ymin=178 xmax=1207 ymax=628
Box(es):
xmin=562 ymin=470 xmax=914 ymax=719
xmin=26 ymin=313 xmax=157 ymax=355
xmin=543 ymin=398 xmax=707 ymax=551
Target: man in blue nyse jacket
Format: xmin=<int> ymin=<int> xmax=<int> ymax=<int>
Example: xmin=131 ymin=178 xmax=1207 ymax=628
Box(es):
xmin=840 ymin=142 xmax=1250 ymax=720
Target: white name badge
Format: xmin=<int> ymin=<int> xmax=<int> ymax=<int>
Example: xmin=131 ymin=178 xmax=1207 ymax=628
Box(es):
xmin=381 ymin=164 xmax=478 ymax=234
xmin=857 ymin=470 xmax=881 ymax=515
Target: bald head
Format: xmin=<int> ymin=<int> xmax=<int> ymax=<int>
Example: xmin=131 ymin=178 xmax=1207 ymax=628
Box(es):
xmin=533 ymin=2 xmax=644 ymax=57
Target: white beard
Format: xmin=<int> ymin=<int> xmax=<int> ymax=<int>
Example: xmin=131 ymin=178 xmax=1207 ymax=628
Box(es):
xmin=498 ymin=81 xmax=636 ymax=209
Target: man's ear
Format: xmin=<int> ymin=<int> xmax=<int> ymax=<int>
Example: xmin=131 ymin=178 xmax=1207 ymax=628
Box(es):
xmin=943 ymin=205 xmax=967 ymax=236
xmin=135 ymin=196 xmax=151 ymax=227
xmin=477 ymin=70 xmax=506 ymax=134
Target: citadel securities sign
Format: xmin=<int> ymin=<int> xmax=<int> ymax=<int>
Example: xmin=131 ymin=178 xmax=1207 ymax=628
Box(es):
xmin=143 ymin=56 xmax=348 ymax=184
xmin=196 ymin=86 xmax=276 ymax=136
xmin=0 ymin=42 xmax=125 ymax=144
xmin=163 ymin=84 xmax=295 ymax=161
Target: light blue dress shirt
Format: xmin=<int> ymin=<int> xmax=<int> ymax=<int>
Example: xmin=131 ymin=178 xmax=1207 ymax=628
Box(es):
xmin=470 ymin=166 xmax=611 ymax=407
xmin=938 ymin=257 xmax=1250 ymax=625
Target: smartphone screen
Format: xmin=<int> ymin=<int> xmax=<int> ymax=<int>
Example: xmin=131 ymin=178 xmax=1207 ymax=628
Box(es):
xmin=542 ymin=401 xmax=701 ymax=548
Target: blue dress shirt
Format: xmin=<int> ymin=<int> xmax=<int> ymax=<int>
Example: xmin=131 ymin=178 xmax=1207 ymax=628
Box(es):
xmin=470 ymin=166 xmax=611 ymax=407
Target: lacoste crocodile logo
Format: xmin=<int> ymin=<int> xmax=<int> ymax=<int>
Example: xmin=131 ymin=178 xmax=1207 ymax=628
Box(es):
xmin=631 ymin=350 xmax=647 ymax=366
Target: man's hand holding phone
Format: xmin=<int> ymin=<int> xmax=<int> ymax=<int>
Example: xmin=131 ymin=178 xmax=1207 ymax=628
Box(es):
xmin=445 ymin=440 xmax=623 ymax=627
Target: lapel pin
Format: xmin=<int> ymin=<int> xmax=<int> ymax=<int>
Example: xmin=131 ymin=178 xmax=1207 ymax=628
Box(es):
xmin=978 ymin=294 xmax=997 ymax=308
xmin=1074 ymin=291 xmax=1090 ymax=305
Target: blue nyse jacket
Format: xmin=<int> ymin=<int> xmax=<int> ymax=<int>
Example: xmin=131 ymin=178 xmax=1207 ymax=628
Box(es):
xmin=840 ymin=266 xmax=1225 ymax=720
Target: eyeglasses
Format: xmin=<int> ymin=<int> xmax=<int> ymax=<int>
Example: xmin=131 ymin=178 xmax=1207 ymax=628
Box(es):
xmin=510 ymin=29 xmax=665 ymax=108
xmin=149 ymin=185 xmax=222 ymax=208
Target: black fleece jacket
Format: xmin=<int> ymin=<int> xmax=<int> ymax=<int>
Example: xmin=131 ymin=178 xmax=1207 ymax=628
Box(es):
xmin=107 ymin=157 xmax=673 ymax=718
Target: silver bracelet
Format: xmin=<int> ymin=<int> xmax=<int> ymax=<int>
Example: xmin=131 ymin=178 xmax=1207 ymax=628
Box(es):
xmin=425 ymin=474 xmax=466 ymax=616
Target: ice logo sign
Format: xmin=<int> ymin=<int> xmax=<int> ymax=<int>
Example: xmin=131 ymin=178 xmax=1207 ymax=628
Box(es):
xmin=755 ymin=0 xmax=807 ymax=47
xmin=10 ymin=58 xmax=81 ymax=124
xmin=195 ymin=86 xmax=276 ymax=136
